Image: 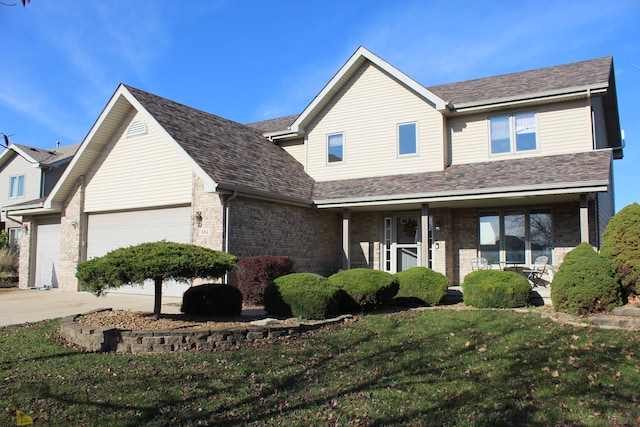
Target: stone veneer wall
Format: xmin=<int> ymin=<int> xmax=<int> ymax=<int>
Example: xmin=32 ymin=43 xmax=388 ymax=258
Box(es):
xmin=451 ymin=208 xmax=478 ymax=285
xmin=58 ymin=179 xmax=84 ymax=292
xmin=349 ymin=212 xmax=381 ymax=270
xmin=553 ymin=202 xmax=581 ymax=265
xmin=228 ymin=197 xmax=341 ymax=279
xmin=59 ymin=311 xmax=352 ymax=354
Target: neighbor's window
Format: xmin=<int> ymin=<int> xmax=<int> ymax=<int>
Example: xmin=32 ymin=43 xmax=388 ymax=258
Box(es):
xmin=327 ymin=132 xmax=344 ymax=163
xmin=9 ymin=175 xmax=25 ymax=198
xmin=398 ymin=122 xmax=417 ymax=156
xmin=490 ymin=112 xmax=537 ymax=155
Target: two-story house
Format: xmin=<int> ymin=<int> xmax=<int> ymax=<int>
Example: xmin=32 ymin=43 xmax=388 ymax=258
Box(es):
xmin=7 ymin=47 xmax=622 ymax=295
xmin=0 ymin=143 xmax=79 ymax=249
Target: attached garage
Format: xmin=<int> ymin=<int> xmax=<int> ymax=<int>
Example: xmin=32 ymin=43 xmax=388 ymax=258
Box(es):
xmin=86 ymin=206 xmax=192 ymax=296
xmin=33 ymin=217 xmax=61 ymax=289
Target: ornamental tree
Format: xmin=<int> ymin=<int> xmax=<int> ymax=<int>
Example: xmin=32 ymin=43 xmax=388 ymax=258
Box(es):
xmin=76 ymin=241 xmax=238 ymax=320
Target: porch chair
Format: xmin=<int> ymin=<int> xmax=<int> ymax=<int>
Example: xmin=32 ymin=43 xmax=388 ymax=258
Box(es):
xmin=523 ymin=256 xmax=549 ymax=287
xmin=471 ymin=257 xmax=491 ymax=271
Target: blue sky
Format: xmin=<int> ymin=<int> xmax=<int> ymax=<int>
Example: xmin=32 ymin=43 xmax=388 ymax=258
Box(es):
xmin=1 ymin=0 xmax=638 ymax=210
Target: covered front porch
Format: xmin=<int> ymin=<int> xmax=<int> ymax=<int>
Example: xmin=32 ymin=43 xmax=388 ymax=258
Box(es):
xmin=327 ymin=193 xmax=601 ymax=286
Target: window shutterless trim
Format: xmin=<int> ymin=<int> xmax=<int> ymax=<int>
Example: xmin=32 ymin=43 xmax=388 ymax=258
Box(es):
xmin=397 ymin=121 xmax=418 ymax=157
xmin=326 ymin=132 xmax=345 ymax=164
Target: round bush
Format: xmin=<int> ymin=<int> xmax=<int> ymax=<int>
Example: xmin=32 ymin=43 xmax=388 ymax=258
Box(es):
xmin=394 ymin=267 xmax=448 ymax=306
xmin=264 ymin=273 xmax=341 ymax=320
xmin=601 ymin=202 xmax=640 ymax=297
xmin=181 ymin=284 xmax=243 ymax=316
xmin=328 ymin=268 xmax=399 ymax=311
xmin=462 ymin=270 xmax=531 ymax=308
xmin=551 ymin=242 xmax=622 ymax=315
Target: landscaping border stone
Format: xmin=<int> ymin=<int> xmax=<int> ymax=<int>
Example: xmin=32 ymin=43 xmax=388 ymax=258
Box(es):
xmin=59 ymin=309 xmax=353 ymax=354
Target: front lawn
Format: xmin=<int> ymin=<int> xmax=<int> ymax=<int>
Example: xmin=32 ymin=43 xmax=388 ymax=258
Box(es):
xmin=1 ymin=309 xmax=639 ymax=426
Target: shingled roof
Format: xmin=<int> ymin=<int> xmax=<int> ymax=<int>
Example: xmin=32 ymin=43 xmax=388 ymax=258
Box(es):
xmin=10 ymin=143 xmax=79 ymax=166
xmin=246 ymin=115 xmax=299 ymax=133
xmin=312 ymin=150 xmax=612 ymax=203
xmin=125 ymin=86 xmax=314 ymax=203
xmin=427 ymin=56 xmax=613 ymax=107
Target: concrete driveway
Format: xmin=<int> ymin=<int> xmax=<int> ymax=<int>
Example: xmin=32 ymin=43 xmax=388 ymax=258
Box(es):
xmin=0 ymin=288 xmax=183 ymax=327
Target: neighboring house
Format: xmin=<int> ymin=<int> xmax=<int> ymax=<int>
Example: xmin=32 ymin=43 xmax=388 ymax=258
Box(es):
xmin=0 ymin=143 xmax=79 ymax=250
xmin=7 ymin=47 xmax=623 ymax=295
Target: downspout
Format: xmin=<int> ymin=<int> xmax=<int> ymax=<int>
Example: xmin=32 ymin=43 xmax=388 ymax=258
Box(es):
xmin=587 ymin=88 xmax=596 ymax=151
xmin=223 ymin=191 xmax=238 ymax=285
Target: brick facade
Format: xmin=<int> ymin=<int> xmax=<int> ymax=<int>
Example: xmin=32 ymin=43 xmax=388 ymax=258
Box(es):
xmin=228 ymin=197 xmax=341 ymax=279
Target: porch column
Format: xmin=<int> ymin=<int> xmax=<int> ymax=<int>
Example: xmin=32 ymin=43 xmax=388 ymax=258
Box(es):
xmin=580 ymin=194 xmax=590 ymax=243
xmin=342 ymin=209 xmax=351 ymax=270
xmin=421 ymin=204 xmax=429 ymax=267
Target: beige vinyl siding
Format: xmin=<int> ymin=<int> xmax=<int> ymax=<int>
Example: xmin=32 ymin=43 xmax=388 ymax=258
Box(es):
xmin=306 ymin=62 xmax=444 ymax=181
xmin=0 ymin=154 xmax=41 ymax=207
xmin=278 ymin=138 xmax=306 ymax=167
xmin=450 ymin=100 xmax=593 ymax=165
xmin=84 ymin=112 xmax=193 ymax=212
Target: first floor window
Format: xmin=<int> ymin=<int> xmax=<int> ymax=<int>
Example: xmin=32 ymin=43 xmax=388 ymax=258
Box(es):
xmin=327 ymin=133 xmax=344 ymax=163
xmin=8 ymin=228 xmax=21 ymax=251
xmin=9 ymin=175 xmax=25 ymax=198
xmin=479 ymin=208 xmax=552 ymax=265
xmin=398 ymin=122 xmax=417 ymax=156
xmin=490 ymin=112 xmax=537 ymax=155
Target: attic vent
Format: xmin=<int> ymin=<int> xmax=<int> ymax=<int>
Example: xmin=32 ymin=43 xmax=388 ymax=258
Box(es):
xmin=126 ymin=120 xmax=147 ymax=137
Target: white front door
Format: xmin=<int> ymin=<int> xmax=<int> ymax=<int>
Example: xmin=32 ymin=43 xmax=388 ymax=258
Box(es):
xmin=382 ymin=213 xmax=421 ymax=274
xmin=34 ymin=218 xmax=61 ymax=289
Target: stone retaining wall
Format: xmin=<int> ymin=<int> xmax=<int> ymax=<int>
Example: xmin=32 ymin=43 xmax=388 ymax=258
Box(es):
xmin=59 ymin=310 xmax=353 ymax=354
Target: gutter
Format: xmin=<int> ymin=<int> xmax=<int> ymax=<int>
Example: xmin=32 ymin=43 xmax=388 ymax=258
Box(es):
xmin=314 ymin=181 xmax=610 ymax=209
xmin=448 ymin=85 xmax=608 ymax=113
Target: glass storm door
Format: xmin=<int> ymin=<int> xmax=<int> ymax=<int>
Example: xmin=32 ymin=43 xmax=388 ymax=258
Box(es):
xmin=383 ymin=214 xmax=421 ymax=273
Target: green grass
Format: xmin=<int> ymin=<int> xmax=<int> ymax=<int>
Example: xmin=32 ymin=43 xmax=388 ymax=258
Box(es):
xmin=1 ymin=310 xmax=639 ymax=426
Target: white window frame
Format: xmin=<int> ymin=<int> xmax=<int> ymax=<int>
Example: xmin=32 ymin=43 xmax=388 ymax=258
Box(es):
xmin=397 ymin=122 xmax=418 ymax=156
xmin=9 ymin=174 xmax=25 ymax=199
xmin=489 ymin=112 xmax=537 ymax=155
xmin=327 ymin=132 xmax=344 ymax=164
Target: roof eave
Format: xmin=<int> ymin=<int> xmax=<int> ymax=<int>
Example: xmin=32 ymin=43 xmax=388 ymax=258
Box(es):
xmin=449 ymin=85 xmax=609 ymax=113
xmin=314 ymin=181 xmax=610 ymax=209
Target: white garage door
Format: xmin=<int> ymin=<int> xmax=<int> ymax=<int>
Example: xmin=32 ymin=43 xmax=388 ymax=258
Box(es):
xmin=34 ymin=218 xmax=61 ymax=289
xmin=87 ymin=207 xmax=191 ymax=297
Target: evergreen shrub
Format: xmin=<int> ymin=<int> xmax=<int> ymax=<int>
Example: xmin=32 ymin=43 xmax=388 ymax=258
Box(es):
xmin=394 ymin=267 xmax=448 ymax=306
xmin=462 ymin=270 xmax=530 ymax=308
xmin=601 ymin=202 xmax=640 ymax=297
xmin=551 ymin=242 xmax=622 ymax=315
xmin=181 ymin=284 xmax=243 ymax=316
xmin=236 ymin=255 xmax=295 ymax=305
xmin=264 ymin=273 xmax=341 ymax=320
xmin=328 ymin=268 xmax=399 ymax=311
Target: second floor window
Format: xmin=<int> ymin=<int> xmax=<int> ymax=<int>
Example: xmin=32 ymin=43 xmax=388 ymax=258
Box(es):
xmin=398 ymin=122 xmax=417 ymax=156
xmin=490 ymin=112 xmax=537 ymax=155
xmin=327 ymin=132 xmax=344 ymax=163
xmin=9 ymin=175 xmax=25 ymax=198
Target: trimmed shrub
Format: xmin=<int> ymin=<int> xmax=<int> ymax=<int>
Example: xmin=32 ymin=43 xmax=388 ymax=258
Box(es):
xmin=601 ymin=202 xmax=640 ymax=297
xmin=328 ymin=268 xmax=399 ymax=311
xmin=181 ymin=284 xmax=243 ymax=316
xmin=264 ymin=273 xmax=341 ymax=320
xmin=462 ymin=270 xmax=531 ymax=308
xmin=236 ymin=255 xmax=295 ymax=305
xmin=551 ymin=242 xmax=622 ymax=315
xmin=394 ymin=267 xmax=448 ymax=306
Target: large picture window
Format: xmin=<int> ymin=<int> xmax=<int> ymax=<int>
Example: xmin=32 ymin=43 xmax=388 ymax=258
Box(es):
xmin=327 ymin=132 xmax=344 ymax=163
xmin=479 ymin=208 xmax=552 ymax=266
xmin=490 ymin=112 xmax=537 ymax=155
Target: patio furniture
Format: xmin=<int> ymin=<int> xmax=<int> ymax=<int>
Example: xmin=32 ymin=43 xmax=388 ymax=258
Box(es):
xmin=471 ymin=257 xmax=491 ymax=271
xmin=523 ymin=256 xmax=549 ymax=287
